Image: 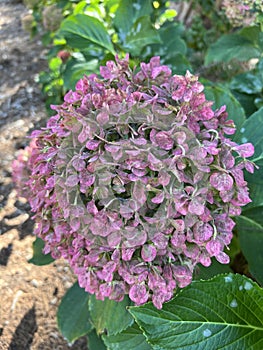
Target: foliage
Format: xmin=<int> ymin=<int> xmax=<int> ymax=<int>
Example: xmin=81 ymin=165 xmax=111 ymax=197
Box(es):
xmin=54 ymin=274 xmax=263 ymax=349
xmin=25 ymin=0 xmax=190 ymax=113
xmin=129 ymin=273 xmax=263 ymax=350
xmin=13 ymin=0 xmax=263 ymax=348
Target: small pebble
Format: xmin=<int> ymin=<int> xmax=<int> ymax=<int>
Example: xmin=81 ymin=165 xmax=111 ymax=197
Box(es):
xmin=50 ymin=297 xmax=58 ymax=305
xmin=64 ymin=281 xmax=73 ymax=289
xmin=31 ymin=279 xmax=39 ymax=288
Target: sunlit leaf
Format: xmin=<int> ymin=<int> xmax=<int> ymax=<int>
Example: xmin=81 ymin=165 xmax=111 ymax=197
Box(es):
xmin=129 ymin=274 xmax=263 ymax=350
xmin=59 ymin=14 xmax=115 ymax=53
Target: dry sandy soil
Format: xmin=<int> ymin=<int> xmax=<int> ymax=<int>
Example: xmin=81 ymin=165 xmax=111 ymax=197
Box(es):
xmin=0 ymin=1 xmax=88 ymax=349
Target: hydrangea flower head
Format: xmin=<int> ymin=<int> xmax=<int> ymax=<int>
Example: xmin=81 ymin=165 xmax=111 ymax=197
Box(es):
xmin=221 ymin=0 xmax=262 ymax=27
xmin=13 ymin=56 xmax=254 ymax=309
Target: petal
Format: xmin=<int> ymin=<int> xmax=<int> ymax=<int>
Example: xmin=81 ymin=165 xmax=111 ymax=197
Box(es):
xmin=155 ymin=131 xmax=174 ymax=150
xmin=233 ymin=143 xmax=254 ymax=158
xmin=141 ymin=244 xmax=157 ymax=262
xmin=210 ymin=172 xmax=233 ymax=191
xmin=129 ymin=284 xmax=148 ymax=305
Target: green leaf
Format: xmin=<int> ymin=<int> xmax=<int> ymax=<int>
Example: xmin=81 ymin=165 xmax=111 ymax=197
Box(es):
xmin=231 ymin=91 xmax=257 ymax=117
xmin=165 ymin=53 xmax=191 ymax=75
xmin=103 ymin=323 xmax=152 ymax=350
xmin=63 ymin=56 xmax=99 ymax=90
xmin=28 ymin=237 xmax=55 ymax=266
xmin=114 ymin=0 xmax=152 ymax=41
xmin=49 ymin=57 xmax=62 ymax=72
xmin=73 ymin=0 xmax=89 ymax=14
xmin=194 ymin=258 xmax=232 ymax=281
xmin=234 ymin=107 xmax=263 ymax=208
xmin=124 ymin=16 xmax=161 ymax=56
xmin=129 ymin=274 xmax=263 ymax=350
xmin=235 ymin=216 xmax=263 ymax=286
xmin=57 ymin=282 xmax=93 ymax=343
xmin=89 ymin=295 xmax=134 ymax=336
xmin=234 ymin=107 xmax=263 ymax=160
xmin=152 ymin=22 xmax=187 ymax=59
xmin=204 ymin=85 xmax=246 ymax=131
xmin=88 ymin=329 xmax=107 ymax=350
xmin=242 ymin=206 xmax=263 ymax=227
xmin=245 ymin=164 xmax=263 ymax=209
xmin=205 ymin=34 xmax=261 ymax=65
xmin=239 ymin=25 xmax=263 ymax=47
xmin=59 ymin=14 xmax=115 ymax=53
xmin=147 ymin=22 xmax=190 ymax=73
xmin=230 ymin=72 xmax=263 ymax=94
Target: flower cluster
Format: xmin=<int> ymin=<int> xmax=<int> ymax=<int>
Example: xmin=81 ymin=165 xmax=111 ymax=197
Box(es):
xmin=13 ymin=56 xmax=254 ymax=309
xmin=221 ymin=0 xmax=262 ymax=27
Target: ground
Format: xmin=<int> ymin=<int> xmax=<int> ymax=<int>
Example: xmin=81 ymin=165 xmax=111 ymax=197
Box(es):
xmin=0 ymin=1 xmax=88 ymax=349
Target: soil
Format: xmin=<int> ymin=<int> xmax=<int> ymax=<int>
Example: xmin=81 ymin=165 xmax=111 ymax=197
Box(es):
xmin=0 ymin=1 xmax=88 ymax=349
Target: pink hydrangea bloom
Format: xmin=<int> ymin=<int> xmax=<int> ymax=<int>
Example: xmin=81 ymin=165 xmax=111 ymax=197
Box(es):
xmin=13 ymin=56 xmax=254 ymax=309
xmin=221 ymin=0 xmax=261 ymax=27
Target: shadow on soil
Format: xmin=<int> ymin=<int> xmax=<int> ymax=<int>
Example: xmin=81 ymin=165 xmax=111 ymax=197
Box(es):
xmin=8 ymin=306 xmax=38 ymax=350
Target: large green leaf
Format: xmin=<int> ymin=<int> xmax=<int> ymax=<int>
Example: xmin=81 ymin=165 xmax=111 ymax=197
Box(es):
xmin=245 ymin=164 xmax=263 ymax=209
xmin=231 ymin=91 xmax=257 ymax=117
xmin=205 ymin=34 xmax=261 ymax=65
xmin=57 ymin=282 xmax=93 ymax=343
xmin=147 ymin=22 xmax=189 ymax=73
xmin=204 ymin=85 xmax=246 ymax=131
xmin=28 ymin=237 xmax=55 ymax=266
xmin=88 ymin=329 xmax=107 ymax=350
xmin=59 ymin=14 xmax=115 ymax=53
xmin=234 ymin=107 xmax=263 ymax=161
xmin=234 ymin=107 xmax=263 ymax=208
xmin=239 ymin=25 xmax=263 ymax=47
xmin=235 ymin=216 xmax=263 ymax=286
xmin=89 ymin=295 xmax=134 ymax=336
xmin=114 ymin=0 xmax=152 ymax=41
xmin=165 ymin=53 xmax=191 ymax=75
xmin=230 ymin=72 xmax=263 ymax=95
xmin=242 ymin=206 xmax=263 ymax=226
xmin=129 ymin=274 xmax=263 ymax=350
xmin=124 ymin=16 xmax=161 ymax=56
xmin=158 ymin=22 xmax=187 ymax=57
xmin=103 ymin=323 xmax=152 ymax=350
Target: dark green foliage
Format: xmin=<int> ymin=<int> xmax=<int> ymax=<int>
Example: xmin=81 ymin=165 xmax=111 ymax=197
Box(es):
xmin=28 ymin=237 xmax=55 ymax=265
